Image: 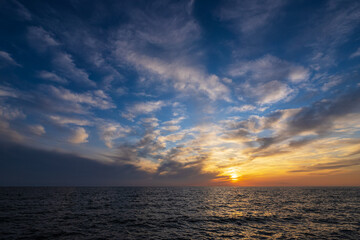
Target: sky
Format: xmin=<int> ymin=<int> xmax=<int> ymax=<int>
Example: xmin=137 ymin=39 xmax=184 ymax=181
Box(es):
xmin=0 ymin=0 xmax=360 ymax=186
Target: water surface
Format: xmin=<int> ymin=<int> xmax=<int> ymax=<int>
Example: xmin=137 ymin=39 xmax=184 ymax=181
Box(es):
xmin=1 ymin=187 xmax=359 ymax=239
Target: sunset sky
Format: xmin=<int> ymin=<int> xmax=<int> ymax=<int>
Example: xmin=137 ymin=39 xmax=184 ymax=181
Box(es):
xmin=1 ymin=0 xmax=360 ymax=186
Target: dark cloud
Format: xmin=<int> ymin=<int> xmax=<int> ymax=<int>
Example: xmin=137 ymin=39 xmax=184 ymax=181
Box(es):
xmin=258 ymin=88 xmax=360 ymax=151
xmin=0 ymin=136 xmax=218 ymax=186
xmin=225 ymin=88 xmax=360 ymax=160
xmin=288 ymin=136 xmax=318 ymax=148
xmin=111 ymin=132 xmax=217 ymax=185
xmin=111 ymin=125 xmax=164 ymax=163
xmin=154 ymin=159 xmax=217 ymax=186
xmin=347 ymin=148 xmax=360 ymax=157
xmin=223 ymin=128 xmax=251 ymax=140
xmin=289 ymin=159 xmax=360 ymax=173
xmin=0 ymin=141 xmax=150 ymax=186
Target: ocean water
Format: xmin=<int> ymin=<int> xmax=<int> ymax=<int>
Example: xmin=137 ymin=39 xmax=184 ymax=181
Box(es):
xmin=0 ymin=187 xmax=359 ymax=239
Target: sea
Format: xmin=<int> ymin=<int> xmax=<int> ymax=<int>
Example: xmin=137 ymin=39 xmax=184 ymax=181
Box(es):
xmin=0 ymin=187 xmax=359 ymax=239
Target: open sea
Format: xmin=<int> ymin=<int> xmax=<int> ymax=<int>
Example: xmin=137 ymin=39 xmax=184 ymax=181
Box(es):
xmin=0 ymin=187 xmax=359 ymax=239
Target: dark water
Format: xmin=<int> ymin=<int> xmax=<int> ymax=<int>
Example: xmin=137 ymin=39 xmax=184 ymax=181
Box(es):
xmin=0 ymin=187 xmax=359 ymax=239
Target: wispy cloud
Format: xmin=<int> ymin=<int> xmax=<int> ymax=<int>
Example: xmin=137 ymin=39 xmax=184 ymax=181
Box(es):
xmin=240 ymin=80 xmax=294 ymax=105
xmin=120 ymin=52 xmax=230 ymax=101
xmin=228 ymin=105 xmax=256 ymax=113
xmin=162 ymin=125 xmax=180 ymax=132
xmin=218 ymin=0 xmax=285 ymax=34
xmin=52 ymin=52 xmax=96 ymax=87
xmin=48 ymin=86 xmax=114 ymax=110
xmin=100 ymin=123 xmax=130 ymax=148
xmin=0 ymin=105 xmax=25 ymax=120
xmin=0 ymin=85 xmax=19 ymax=98
xmin=229 ymin=55 xmax=310 ymax=105
xmin=37 ymin=71 xmax=68 ymax=84
xmin=122 ymin=101 xmax=165 ymax=120
xmin=350 ymin=47 xmax=360 ymax=59
xmin=112 ymin=1 xmax=230 ymax=101
xmin=49 ymin=115 xmax=91 ymax=126
xmin=0 ymin=51 xmax=21 ymax=67
xmin=12 ymin=0 xmax=32 ymax=21
xmin=229 ymin=55 xmax=310 ymax=83
xmin=302 ymin=1 xmax=360 ymax=67
xmin=28 ymin=125 xmax=45 ymax=136
xmin=289 ymin=159 xmax=360 ymax=173
xmin=27 ymin=26 xmax=59 ymax=52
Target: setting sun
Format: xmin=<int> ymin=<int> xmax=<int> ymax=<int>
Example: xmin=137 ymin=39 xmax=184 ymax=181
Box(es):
xmin=230 ymin=173 xmax=239 ymax=182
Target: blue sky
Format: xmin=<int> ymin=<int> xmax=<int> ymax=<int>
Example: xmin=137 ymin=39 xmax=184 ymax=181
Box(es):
xmin=1 ymin=0 xmax=360 ymax=186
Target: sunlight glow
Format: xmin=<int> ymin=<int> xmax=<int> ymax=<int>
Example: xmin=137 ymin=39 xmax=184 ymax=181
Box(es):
xmin=224 ymin=167 xmax=241 ymax=182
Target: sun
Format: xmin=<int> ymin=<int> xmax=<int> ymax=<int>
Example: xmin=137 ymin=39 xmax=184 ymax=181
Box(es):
xmin=225 ymin=167 xmax=241 ymax=182
xmin=230 ymin=172 xmax=239 ymax=182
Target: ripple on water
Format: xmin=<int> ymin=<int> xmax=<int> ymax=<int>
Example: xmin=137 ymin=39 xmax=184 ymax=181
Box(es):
xmin=0 ymin=187 xmax=359 ymax=239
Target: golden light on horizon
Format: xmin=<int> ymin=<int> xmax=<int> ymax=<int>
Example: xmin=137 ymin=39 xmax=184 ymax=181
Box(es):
xmin=230 ymin=173 xmax=239 ymax=182
xmin=224 ymin=167 xmax=241 ymax=182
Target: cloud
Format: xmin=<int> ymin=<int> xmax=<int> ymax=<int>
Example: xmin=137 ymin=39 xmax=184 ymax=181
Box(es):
xmin=0 ymin=103 xmax=25 ymax=143
xmin=1 ymin=84 xmax=114 ymax=120
xmin=116 ymin=87 xmax=127 ymax=96
xmin=52 ymin=52 xmax=96 ymax=86
xmin=218 ymin=0 xmax=285 ymax=34
xmin=158 ymin=133 xmax=185 ymax=143
xmin=229 ymin=104 xmax=256 ymax=112
xmin=48 ymin=85 xmax=115 ymax=110
xmin=37 ymin=71 xmax=68 ymax=84
xmin=113 ymin=1 xmax=230 ymax=101
xmin=350 ymin=47 xmax=360 ymax=58
xmin=285 ymin=90 xmax=360 ymax=136
xmin=245 ymin=88 xmax=360 ymax=155
xmin=0 ymin=141 xmax=150 ymax=186
xmin=29 ymin=125 xmax=45 ymax=136
xmin=68 ymin=127 xmax=88 ymax=144
xmin=289 ymin=159 xmax=360 ymax=173
xmin=242 ymin=80 xmax=294 ymax=105
xmin=49 ymin=115 xmax=91 ymax=126
xmin=124 ymin=0 xmax=199 ymax=49
xmin=255 ymin=81 xmax=293 ymax=105
xmin=0 ymin=120 xmax=23 ymax=142
xmin=301 ymin=1 xmax=360 ymax=67
xmin=229 ymin=55 xmax=310 ymax=105
xmin=229 ymin=55 xmax=310 ymax=83
xmin=27 ymin=26 xmax=59 ymax=52
xmin=221 ymin=87 xmax=360 ymax=165
xmin=110 ymin=121 xmax=167 ymax=164
xmin=163 ymin=116 xmax=185 ymax=125
xmin=0 ymin=51 xmax=21 ymax=67
xmin=0 ymin=85 xmax=18 ymax=98
xmin=140 ymin=117 xmax=160 ymax=128
xmin=162 ymin=125 xmax=180 ymax=132
xmin=222 ymin=77 xmax=232 ymax=84
xmin=321 ymin=75 xmax=342 ymax=92
xmin=154 ymin=159 xmax=216 ymax=185
xmin=12 ymin=0 xmax=32 ymax=21
xmin=117 ymin=50 xmax=230 ymax=101
xmin=122 ymin=101 xmax=165 ymax=120
xmin=100 ymin=123 xmax=130 ymax=148
xmin=0 ymin=105 xmax=25 ymax=120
